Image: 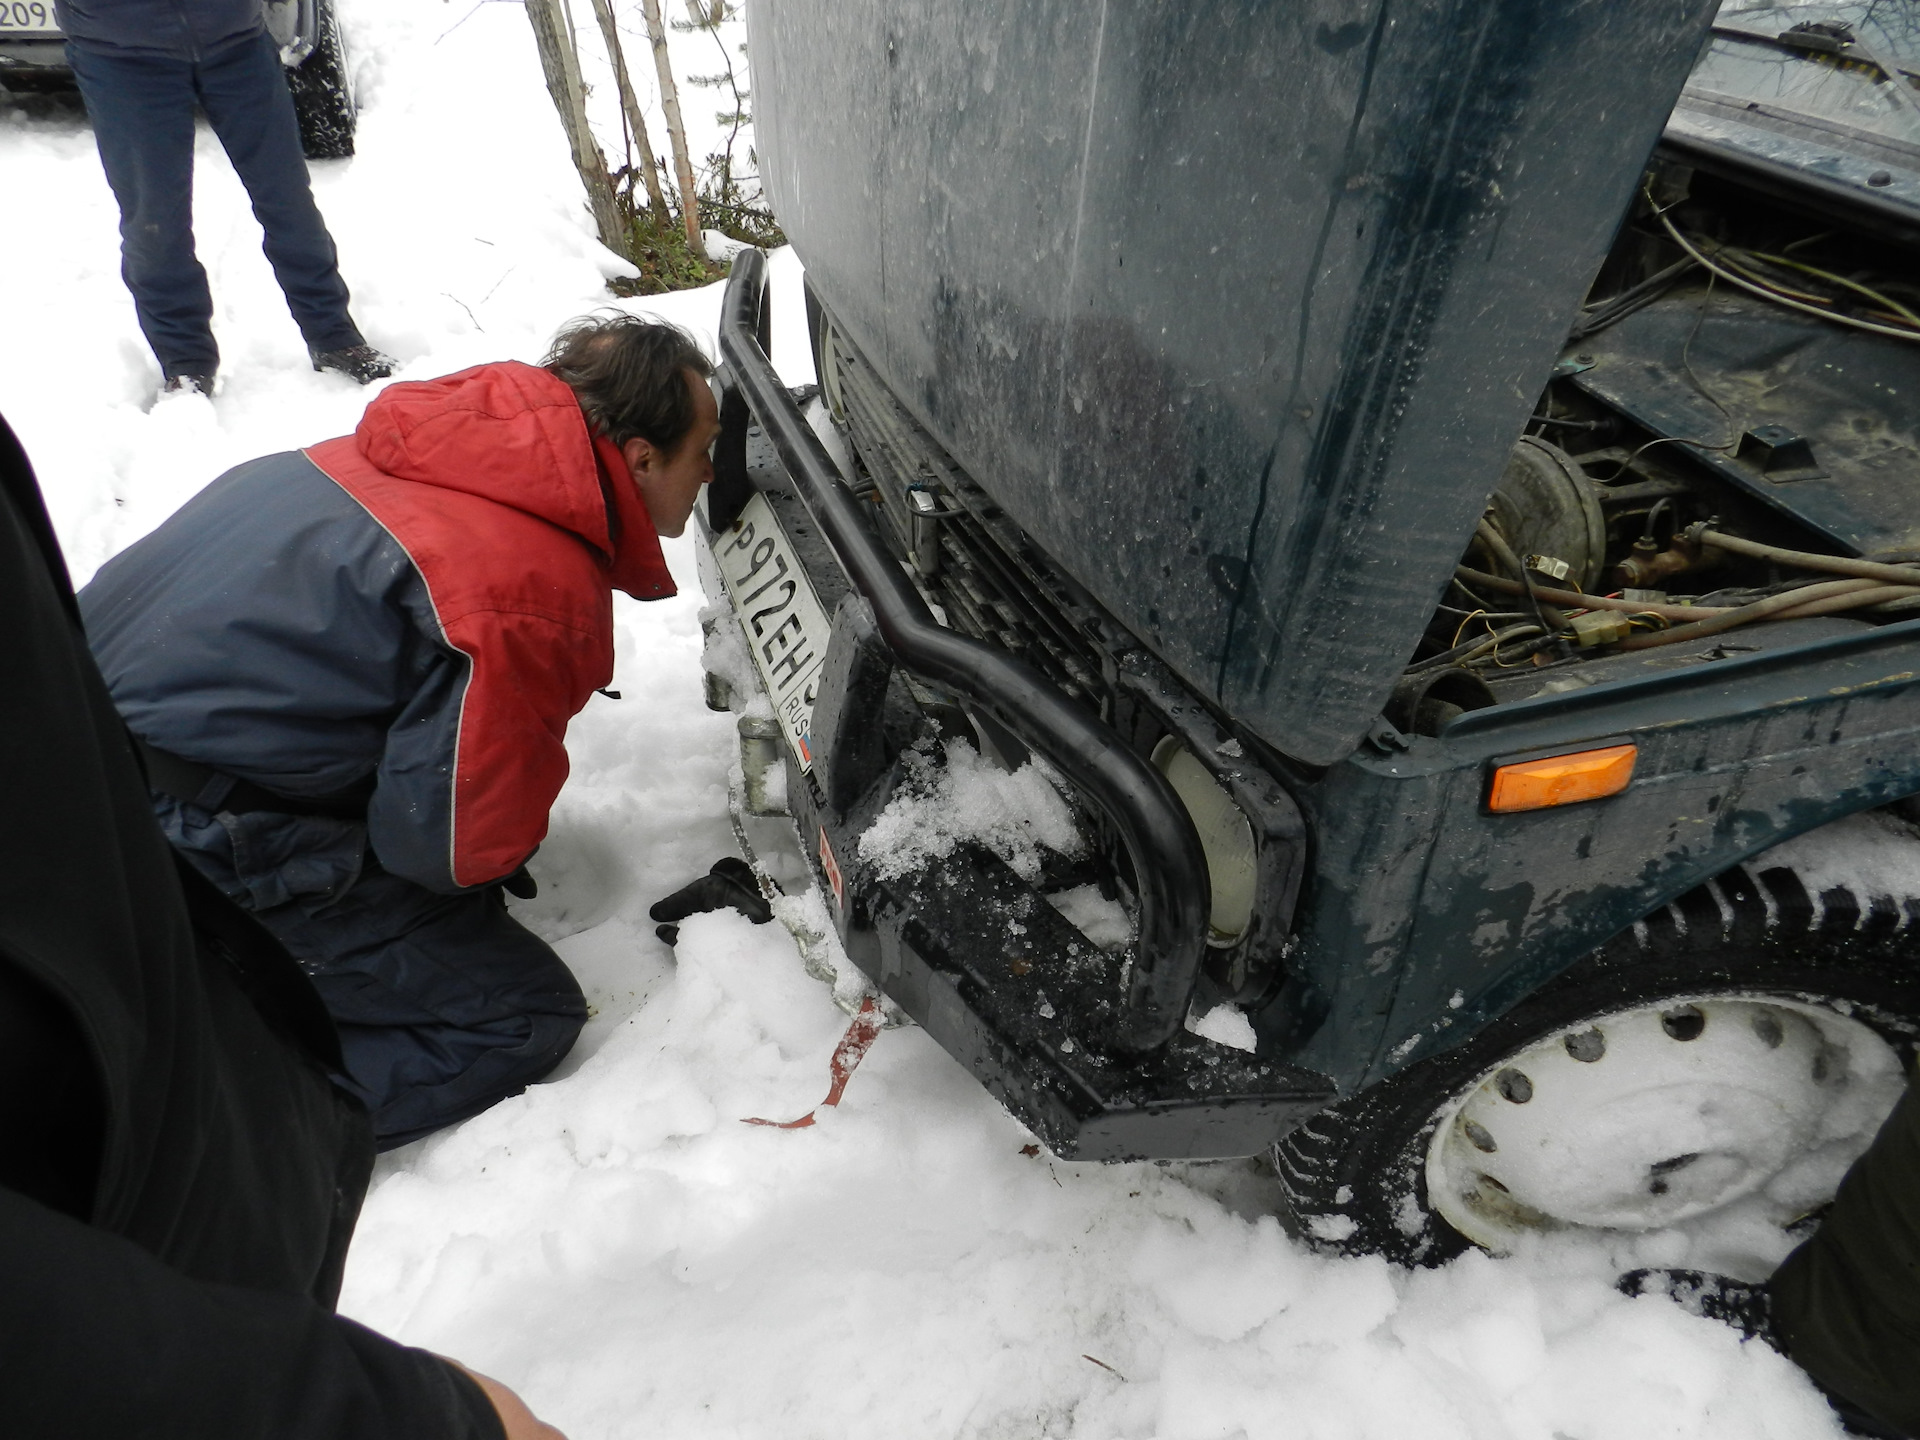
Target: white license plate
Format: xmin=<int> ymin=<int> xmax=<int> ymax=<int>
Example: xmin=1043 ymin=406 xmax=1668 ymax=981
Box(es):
xmin=0 ymin=1 xmax=60 ymax=36
xmin=713 ymin=492 xmax=834 ymax=772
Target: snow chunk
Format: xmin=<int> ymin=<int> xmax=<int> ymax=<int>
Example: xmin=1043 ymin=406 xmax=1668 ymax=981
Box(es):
xmin=1186 ymin=1003 xmax=1257 ymax=1052
xmin=859 ymin=739 xmax=1081 ymax=883
xmin=696 ymin=597 xmax=772 ymax=720
xmin=1306 ymin=1212 xmax=1358 ymax=1244
xmin=1393 ymin=1189 xmax=1429 ymax=1237
xmin=701 ymin=229 xmax=750 ymax=263
xmin=1044 ymin=882 xmax=1133 ymax=951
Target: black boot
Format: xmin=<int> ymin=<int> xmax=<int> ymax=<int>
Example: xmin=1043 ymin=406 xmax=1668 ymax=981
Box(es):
xmin=310 ymin=343 xmax=396 ymax=384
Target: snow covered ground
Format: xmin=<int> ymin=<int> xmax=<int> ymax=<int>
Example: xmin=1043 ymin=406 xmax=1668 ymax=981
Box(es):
xmin=0 ymin=3 xmax=1882 ymax=1436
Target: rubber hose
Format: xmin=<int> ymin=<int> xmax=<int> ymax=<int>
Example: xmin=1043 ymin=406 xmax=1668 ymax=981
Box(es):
xmin=1613 ymin=578 xmax=1906 ymax=651
xmin=1455 ymin=566 xmax=1734 ymax=621
xmin=1771 ymin=585 xmax=1920 ymax=621
xmin=1700 ymin=530 xmax=1920 ymax=588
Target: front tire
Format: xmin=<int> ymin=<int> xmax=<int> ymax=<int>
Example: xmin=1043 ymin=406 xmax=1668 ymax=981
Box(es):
xmin=287 ymin=0 xmax=357 ymax=161
xmin=1277 ymin=818 xmax=1920 ymax=1265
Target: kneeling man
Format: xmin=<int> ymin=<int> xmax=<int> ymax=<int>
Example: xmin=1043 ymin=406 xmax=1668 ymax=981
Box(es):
xmin=81 ymin=316 xmax=719 ymax=1148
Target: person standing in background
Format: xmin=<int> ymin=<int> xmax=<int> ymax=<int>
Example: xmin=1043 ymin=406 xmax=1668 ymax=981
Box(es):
xmin=55 ymin=0 xmax=395 ymax=397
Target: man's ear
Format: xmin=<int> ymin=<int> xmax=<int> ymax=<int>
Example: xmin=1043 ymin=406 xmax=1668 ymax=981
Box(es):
xmin=621 ymin=435 xmax=656 ymax=479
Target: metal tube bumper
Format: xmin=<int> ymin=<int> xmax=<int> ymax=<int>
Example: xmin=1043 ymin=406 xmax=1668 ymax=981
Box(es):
xmin=718 ymin=249 xmax=1211 ymax=1053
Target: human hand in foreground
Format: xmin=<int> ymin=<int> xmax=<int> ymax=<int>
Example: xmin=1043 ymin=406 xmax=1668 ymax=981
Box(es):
xmin=447 ymin=1361 xmax=569 ymax=1440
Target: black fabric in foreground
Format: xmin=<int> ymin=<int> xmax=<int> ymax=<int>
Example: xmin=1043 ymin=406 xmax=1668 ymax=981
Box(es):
xmin=1771 ymin=1078 xmax=1920 ymax=1440
xmin=0 ymin=1186 xmax=503 ymax=1440
xmin=0 ymin=414 xmax=504 ymax=1440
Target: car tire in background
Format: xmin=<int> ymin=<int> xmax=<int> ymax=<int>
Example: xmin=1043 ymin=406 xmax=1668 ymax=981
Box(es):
xmin=1275 ymin=834 xmax=1920 ymax=1266
xmin=286 ymin=0 xmax=355 ymax=161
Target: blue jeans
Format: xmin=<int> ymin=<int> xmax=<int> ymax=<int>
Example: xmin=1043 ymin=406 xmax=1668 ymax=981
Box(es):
xmin=68 ymin=32 xmax=363 ymax=378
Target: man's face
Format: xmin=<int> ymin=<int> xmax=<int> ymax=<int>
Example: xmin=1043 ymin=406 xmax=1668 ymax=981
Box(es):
xmin=622 ymin=369 xmax=721 ymax=539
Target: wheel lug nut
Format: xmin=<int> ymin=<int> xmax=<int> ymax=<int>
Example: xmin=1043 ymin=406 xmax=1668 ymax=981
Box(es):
xmin=1564 ymin=1028 xmax=1605 ymax=1062
xmin=1464 ymin=1119 xmax=1498 ymax=1153
xmin=1495 ymin=1068 xmax=1533 ymax=1104
xmin=1661 ymin=1004 xmax=1705 ymax=1041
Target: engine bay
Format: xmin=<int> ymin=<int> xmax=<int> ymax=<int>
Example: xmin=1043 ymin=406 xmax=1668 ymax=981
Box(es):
xmin=1406 ymin=131 xmax=1920 ymax=727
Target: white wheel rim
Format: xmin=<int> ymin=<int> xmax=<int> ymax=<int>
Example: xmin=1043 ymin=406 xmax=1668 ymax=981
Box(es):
xmin=1424 ymin=995 xmax=1905 ymax=1250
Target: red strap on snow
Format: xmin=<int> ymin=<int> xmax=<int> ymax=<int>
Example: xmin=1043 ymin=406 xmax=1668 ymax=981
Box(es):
xmin=742 ymin=996 xmax=884 ymax=1129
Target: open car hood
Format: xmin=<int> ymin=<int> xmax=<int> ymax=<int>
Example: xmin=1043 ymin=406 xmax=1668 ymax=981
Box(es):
xmin=750 ymin=0 xmax=1720 ymax=766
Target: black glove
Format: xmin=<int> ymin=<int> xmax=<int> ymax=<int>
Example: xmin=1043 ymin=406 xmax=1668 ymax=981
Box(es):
xmin=498 ymin=865 xmax=538 ymax=901
xmin=650 ymin=857 xmax=772 ymax=945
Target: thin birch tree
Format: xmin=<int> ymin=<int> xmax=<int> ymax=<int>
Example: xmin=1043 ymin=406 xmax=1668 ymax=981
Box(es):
xmin=638 ymin=0 xmax=704 ymax=248
xmin=589 ymin=0 xmax=670 ymax=229
xmin=525 ymin=0 xmax=629 ymax=258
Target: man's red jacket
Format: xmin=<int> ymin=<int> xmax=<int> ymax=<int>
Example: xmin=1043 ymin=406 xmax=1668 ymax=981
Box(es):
xmin=81 ymin=362 xmax=676 ymax=901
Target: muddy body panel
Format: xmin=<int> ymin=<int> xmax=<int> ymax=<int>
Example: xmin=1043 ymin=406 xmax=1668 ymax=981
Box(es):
xmin=1280 ymin=619 xmax=1920 ymax=1091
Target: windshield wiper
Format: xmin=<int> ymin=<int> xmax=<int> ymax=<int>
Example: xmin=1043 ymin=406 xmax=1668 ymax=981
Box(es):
xmin=1711 ymin=19 xmax=1920 ymax=122
xmin=1712 ymin=20 xmax=1919 ymax=83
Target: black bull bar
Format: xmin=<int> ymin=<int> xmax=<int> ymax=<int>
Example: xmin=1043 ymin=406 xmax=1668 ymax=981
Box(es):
xmin=713 ymin=251 xmax=1336 ymax=1158
xmin=719 ymin=249 xmax=1210 ymax=1053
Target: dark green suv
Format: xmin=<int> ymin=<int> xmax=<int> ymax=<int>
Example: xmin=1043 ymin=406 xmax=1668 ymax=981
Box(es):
xmin=701 ymin=0 xmax=1920 ymax=1265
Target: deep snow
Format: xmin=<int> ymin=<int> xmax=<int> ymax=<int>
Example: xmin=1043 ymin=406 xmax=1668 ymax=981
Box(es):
xmin=0 ymin=2 xmax=1896 ymax=1435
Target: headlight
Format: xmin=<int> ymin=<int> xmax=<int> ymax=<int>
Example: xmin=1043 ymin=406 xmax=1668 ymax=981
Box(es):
xmin=1151 ymin=737 xmax=1258 ymax=946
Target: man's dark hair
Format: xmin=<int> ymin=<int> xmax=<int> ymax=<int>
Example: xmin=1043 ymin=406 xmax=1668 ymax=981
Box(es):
xmin=544 ymin=313 xmax=714 ymax=452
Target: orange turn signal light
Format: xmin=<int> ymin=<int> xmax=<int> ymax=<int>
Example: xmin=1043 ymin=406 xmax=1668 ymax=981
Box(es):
xmin=1487 ymin=743 xmax=1637 ymax=813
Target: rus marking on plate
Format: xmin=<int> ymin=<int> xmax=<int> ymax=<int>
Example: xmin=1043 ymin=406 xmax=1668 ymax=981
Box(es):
xmin=715 ymin=493 xmax=832 ymax=772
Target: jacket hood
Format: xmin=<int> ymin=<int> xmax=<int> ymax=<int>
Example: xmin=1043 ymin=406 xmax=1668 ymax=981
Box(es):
xmin=353 ymin=361 xmax=673 ymax=601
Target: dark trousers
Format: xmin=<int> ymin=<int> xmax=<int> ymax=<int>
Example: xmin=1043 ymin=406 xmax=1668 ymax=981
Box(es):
xmin=246 ymin=866 xmax=588 ymax=1151
xmin=1772 ymin=1077 xmax=1920 ymax=1438
xmin=67 ymin=33 xmax=363 ymax=379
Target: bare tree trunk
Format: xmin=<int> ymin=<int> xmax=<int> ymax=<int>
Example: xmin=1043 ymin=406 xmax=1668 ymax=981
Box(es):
xmin=525 ymin=0 xmax=629 ymax=258
xmin=589 ymin=0 xmax=669 ymax=228
xmin=638 ymin=0 xmax=703 ymax=249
